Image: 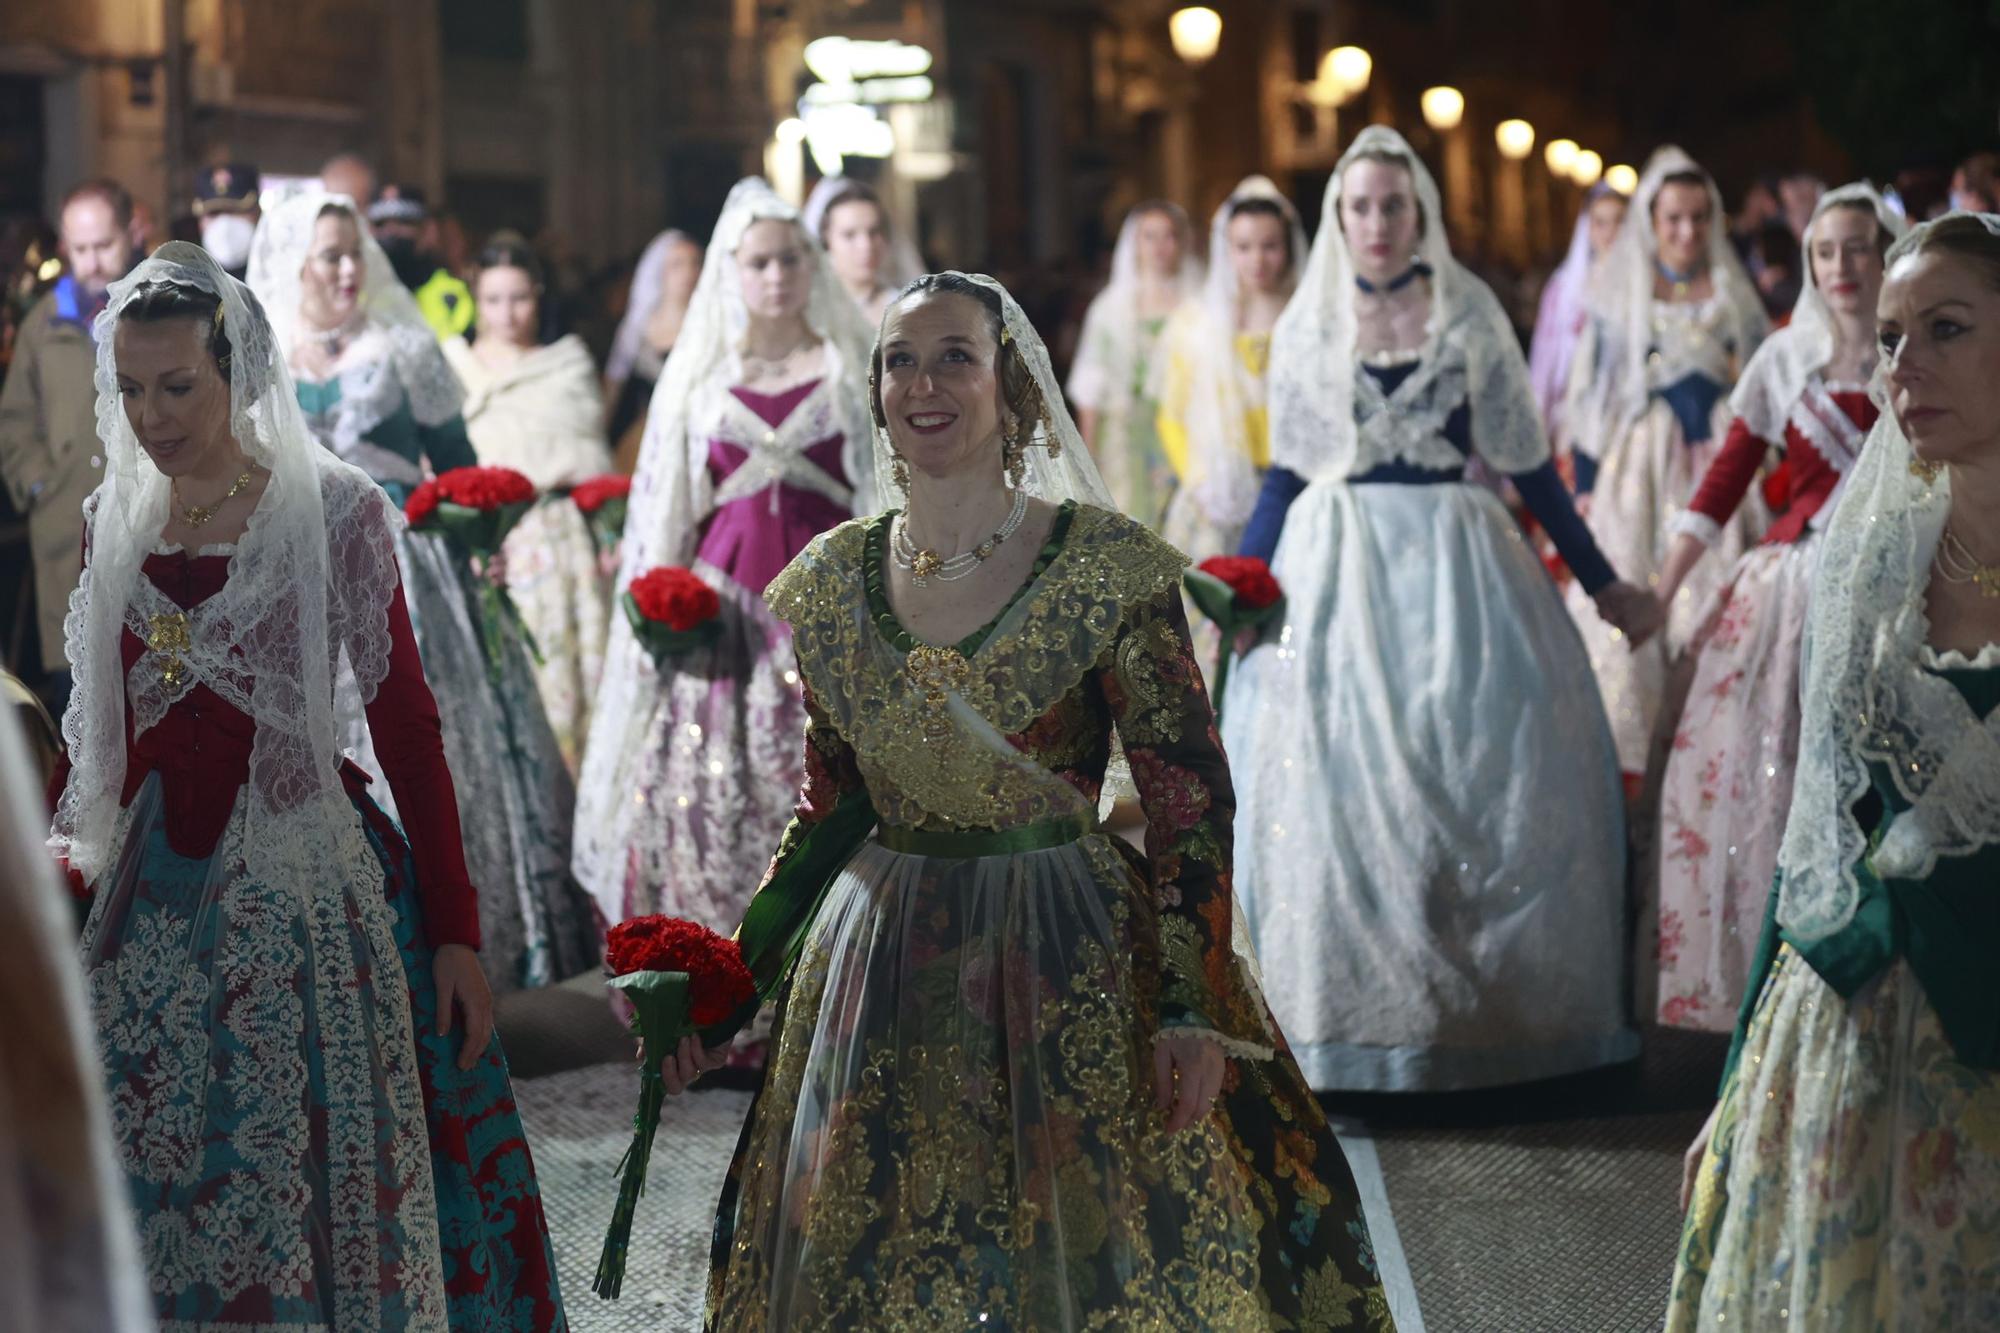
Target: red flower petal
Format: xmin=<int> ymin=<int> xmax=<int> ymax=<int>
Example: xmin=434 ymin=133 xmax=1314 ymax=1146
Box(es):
xmin=629 ymin=566 xmax=721 ymax=632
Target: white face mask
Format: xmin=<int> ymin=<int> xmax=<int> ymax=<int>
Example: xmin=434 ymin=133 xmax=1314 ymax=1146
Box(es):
xmin=200 ymin=213 xmax=257 ymax=270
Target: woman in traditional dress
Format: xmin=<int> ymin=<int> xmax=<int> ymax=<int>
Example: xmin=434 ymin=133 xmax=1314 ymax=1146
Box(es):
xmin=1669 ymin=211 xmax=2000 ymax=1333
xmin=803 ymin=176 xmax=923 ymax=328
xmin=249 ymin=190 xmax=595 ymax=993
xmin=1565 ymin=147 xmax=1771 ymax=780
xmin=1224 ymin=127 xmax=1658 ymax=1093
xmin=1067 ymin=200 xmax=1201 ymax=526
xmin=1647 ymin=185 xmax=1904 ymax=1032
xmin=53 ymin=242 xmax=564 ymax=1330
xmin=573 ymin=177 xmax=876 ymax=938
xmin=1529 ymin=181 xmax=1627 ymax=447
xmin=444 ymin=233 xmax=615 ymax=772
xmin=1153 ymin=177 xmax=1305 ymax=565
xmin=605 ymin=228 xmax=702 ymax=467
xmin=659 ymin=270 xmax=1395 ymax=1331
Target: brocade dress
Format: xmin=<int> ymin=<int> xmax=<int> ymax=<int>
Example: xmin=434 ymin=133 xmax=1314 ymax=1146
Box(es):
xmin=68 ymin=471 xmax=565 ymax=1330
xmin=1667 ymin=646 xmax=2000 ymax=1331
xmin=703 ymin=502 xmax=1394 ymax=1331
xmin=296 ymin=322 xmax=595 ymax=991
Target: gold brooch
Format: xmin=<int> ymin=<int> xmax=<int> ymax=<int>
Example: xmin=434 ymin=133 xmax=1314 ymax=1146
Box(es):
xmin=905 ymin=644 xmax=971 ymax=739
xmin=146 ymin=611 xmax=192 ymax=688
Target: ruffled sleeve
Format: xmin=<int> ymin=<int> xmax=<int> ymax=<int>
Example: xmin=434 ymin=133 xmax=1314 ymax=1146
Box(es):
xmin=1098 ymin=577 xmax=1276 ymax=1061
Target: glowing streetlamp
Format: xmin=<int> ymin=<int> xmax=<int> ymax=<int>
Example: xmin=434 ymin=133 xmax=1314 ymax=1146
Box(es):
xmin=1605 ymin=163 xmax=1639 ymax=195
xmin=1169 ymin=8 xmax=1222 ymax=67
xmin=1544 ymin=138 xmax=1578 ymax=177
xmin=1570 ymin=149 xmax=1604 ymax=187
xmin=1495 ymin=119 xmax=1535 ymax=161
xmin=1322 ymin=46 xmax=1373 ymax=101
xmin=1420 ymin=86 xmax=1465 ymax=132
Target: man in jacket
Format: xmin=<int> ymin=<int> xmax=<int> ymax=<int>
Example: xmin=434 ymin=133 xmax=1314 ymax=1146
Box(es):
xmin=0 ymin=179 xmax=135 ymax=713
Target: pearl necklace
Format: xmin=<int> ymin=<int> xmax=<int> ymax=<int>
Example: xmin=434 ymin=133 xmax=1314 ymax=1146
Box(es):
xmin=1935 ymin=526 xmax=2000 ymax=599
xmin=893 ymin=489 xmax=1029 ymax=587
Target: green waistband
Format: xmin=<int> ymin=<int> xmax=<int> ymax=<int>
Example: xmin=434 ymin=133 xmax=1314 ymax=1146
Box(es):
xmin=874 ymin=812 xmax=1096 ymax=858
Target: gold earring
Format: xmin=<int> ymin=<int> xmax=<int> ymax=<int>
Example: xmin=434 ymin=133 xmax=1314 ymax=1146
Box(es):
xmin=891 ymin=453 xmax=911 ymax=492
xmin=1003 ymin=440 xmax=1027 ymax=488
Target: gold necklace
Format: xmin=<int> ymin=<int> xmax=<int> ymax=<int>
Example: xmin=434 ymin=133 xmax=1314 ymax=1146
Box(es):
xmin=173 ymin=469 xmax=255 ymax=528
xmin=1935 ymin=526 xmax=2000 ymax=599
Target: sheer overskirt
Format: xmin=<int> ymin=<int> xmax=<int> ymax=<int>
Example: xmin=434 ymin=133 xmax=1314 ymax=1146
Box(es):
xmin=1225 ymin=480 xmax=1635 ymax=1091
xmin=714 ymin=835 xmax=1276 ymax=1331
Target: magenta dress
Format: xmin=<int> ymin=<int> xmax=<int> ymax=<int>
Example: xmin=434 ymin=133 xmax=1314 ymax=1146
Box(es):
xmin=606 ymin=379 xmax=852 ymax=929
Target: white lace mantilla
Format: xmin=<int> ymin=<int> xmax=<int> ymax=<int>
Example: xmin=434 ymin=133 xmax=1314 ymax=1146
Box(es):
xmin=295 ymin=321 xmax=464 ymax=484
xmin=1346 ymin=336 xmax=1473 ymax=477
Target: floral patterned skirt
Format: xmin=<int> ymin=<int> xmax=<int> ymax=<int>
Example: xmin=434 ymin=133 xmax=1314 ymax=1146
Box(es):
xmin=707 ymin=834 xmax=1393 ymax=1331
xmin=81 ymin=775 xmax=566 ymax=1331
xmin=348 ymin=525 xmax=598 ymax=992
xmin=1669 ymin=947 xmax=2000 ymax=1331
xmin=503 ymin=497 xmax=612 ymax=774
xmin=1649 ymin=539 xmax=1815 ymax=1031
xmin=1566 ymin=399 xmax=1766 ymax=773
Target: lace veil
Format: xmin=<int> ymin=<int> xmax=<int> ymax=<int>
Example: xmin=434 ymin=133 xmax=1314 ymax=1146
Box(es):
xmin=1777 ymin=210 xmax=2000 ymax=940
xmin=870 ymin=271 xmax=1118 ymax=513
xmin=1571 ymin=145 xmax=1768 ymax=449
xmin=51 ymin=242 xmax=405 ymax=891
xmin=607 ymin=228 xmax=697 ymax=389
xmin=1730 ymin=182 xmax=1906 ymax=442
xmin=1163 ymin=175 xmax=1306 ymax=523
xmin=1268 ymin=125 xmax=1546 ymax=482
xmin=1528 ymin=182 xmax=1622 ymax=429
xmin=802 ymin=174 xmax=925 ymax=294
xmin=246 ymin=186 xmax=465 ymax=449
xmin=620 ymin=176 xmax=877 ymax=585
xmin=1067 ymin=202 xmax=1203 ymax=416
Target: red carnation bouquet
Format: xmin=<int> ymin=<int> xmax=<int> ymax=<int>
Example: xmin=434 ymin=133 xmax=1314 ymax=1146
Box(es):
xmin=593 ymin=915 xmax=756 ymax=1298
xmin=405 ymin=465 xmax=542 ymax=681
xmin=1183 ymin=555 xmax=1285 ymax=719
xmin=623 ymin=565 xmax=723 ymax=664
xmin=569 ymin=473 xmax=631 ymax=554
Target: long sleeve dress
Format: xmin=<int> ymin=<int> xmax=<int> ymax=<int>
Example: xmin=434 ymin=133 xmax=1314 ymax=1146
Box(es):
xmin=68 ymin=468 xmax=564 ymax=1330
xmin=1648 ymin=372 xmax=1875 ymax=1031
xmin=1565 ymin=294 xmax=1769 ymax=774
xmin=444 ymin=333 xmax=615 ymax=772
xmin=574 ymin=373 xmax=863 ymax=935
xmin=299 ymin=320 xmax=597 ymax=991
xmin=702 ymin=502 xmax=1394 ymax=1331
xmin=1667 ymin=645 xmax=2000 ymax=1331
xmin=1224 ymin=327 xmax=1636 ymax=1093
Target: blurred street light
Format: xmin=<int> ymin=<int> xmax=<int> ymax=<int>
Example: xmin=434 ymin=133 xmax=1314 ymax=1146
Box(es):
xmin=1495 ymin=119 xmax=1535 ymax=161
xmin=1420 ymin=86 xmax=1465 ymax=132
xmin=1605 ymin=162 xmax=1639 ymax=194
xmin=1570 ymin=149 xmax=1604 ymax=187
xmin=1322 ymin=46 xmax=1372 ymax=102
xmin=1169 ymin=8 xmax=1222 ymax=67
xmin=1545 ymin=138 xmax=1579 ymax=176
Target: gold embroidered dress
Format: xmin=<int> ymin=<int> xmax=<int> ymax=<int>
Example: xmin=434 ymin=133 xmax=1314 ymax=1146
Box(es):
xmin=704 ymin=501 xmax=1393 ymax=1330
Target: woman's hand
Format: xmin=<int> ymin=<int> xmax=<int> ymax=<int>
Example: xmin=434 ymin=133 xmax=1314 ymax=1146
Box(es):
xmin=661 ymin=1032 xmax=728 ymax=1095
xmin=432 ymin=943 xmax=495 ymax=1071
xmin=1680 ymin=1100 xmax=1723 ymax=1212
xmin=1594 ymin=580 xmax=1666 ymax=649
xmin=471 ymin=549 xmax=510 ymax=588
xmin=1153 ymin=1033 xmax=1228 ymax=1133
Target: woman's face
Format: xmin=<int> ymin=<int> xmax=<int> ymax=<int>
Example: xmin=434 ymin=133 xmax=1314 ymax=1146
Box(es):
xmin=660 ymin=236 xmax=702 ymax=305
xmin=1338 ymin=159 xmax=1421 ymax=282
xmin=1133 ymin=210 xmax=1182 ymax=279
xmin=475 ymin=264 xmax=539 ymax=347
xmin=1878 ymin=247 xmax=2000 ymax=469
xmin=823 ymin=199 xmax=888 ymax=291
xmin=114 ymin=317 xmax=235 ymax=480
xmin=1587 ymin=195 xmax=1627 ymax=258
xmin=736 ymin=218 xmax=810 ymax=323
xmin=301 ymin=211 xmax=364 ymax=321
xmin=1651 ymin=181 xmax=1712 ymax=274
xmin=1808 ymin=205 xmax=1885 ymax=320
xmin=1227 ymin=211 xmax=1291 ymax=296
xmin=878 ymin=290 xmax=1006 ymax=482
